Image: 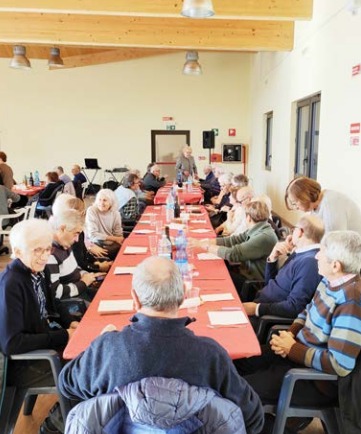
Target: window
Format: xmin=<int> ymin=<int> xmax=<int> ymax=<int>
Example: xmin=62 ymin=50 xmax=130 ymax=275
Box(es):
xmin=265 ymin=112 xmax=273 ymax=170
xmin=294 ymin=94 xmax=320 ymax=179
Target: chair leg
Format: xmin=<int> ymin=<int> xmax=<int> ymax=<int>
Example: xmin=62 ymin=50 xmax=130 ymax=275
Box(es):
xmin=23 ymin=394 xmax=38 ymax=416
xmin=2 ymin=387 xmax=27 ymax=434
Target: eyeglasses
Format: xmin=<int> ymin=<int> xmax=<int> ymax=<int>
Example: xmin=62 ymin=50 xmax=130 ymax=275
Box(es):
xmin=32 ymin=246 xmax=52 ymax=257
xmin=292 ymin=226 xmax=304 ymax=234
xmin=236 ymin=196 xmax=249 ymax=205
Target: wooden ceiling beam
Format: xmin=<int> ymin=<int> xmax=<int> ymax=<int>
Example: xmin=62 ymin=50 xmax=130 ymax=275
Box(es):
xmin=0 ymin=13 xmax=294 ymax=52
xmin=0 ymin=0 xmax=313 ymax=20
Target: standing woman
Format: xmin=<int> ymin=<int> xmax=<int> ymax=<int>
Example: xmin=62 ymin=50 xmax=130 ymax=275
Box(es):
xmin=285 ymin=176 xmax=361 ymax=234
xmin=175 ymin=145 xmax=198 ymax=182
xmin=85 ymin=189 xmax=124 ymax=260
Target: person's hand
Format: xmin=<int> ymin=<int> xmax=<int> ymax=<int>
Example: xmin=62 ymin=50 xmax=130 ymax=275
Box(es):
xmin=194 ymin=174 xmax=199 ymax=180
xmin=67 ymin=327 xmax=77 ymax=340
xmin=243 ymin=302 xmax=257 ymax=316
xmin=268 ymin=237 xmax=294 ymax=262
xmin=215 ymin=226 xmax=223 ymax=235
xmin=114 ymin=236 xmax=124 ymax=245
xmin=81 ymin=272 xmax=96 ymax=286
xmin=95 ymin=260 xmax=113 ymax=272
xmin=183 ymin=170 xmax=190 ymax=178
xmin=205 ymin=204 xmax=215 ymax=212
xmin=88 ymin=244 xmax=108 ymax=258
xmin=220 ymin=205 xmax=231 ymax=212
xmin=100 ymin=324 xmax=118 ymax=334
xmin=270 ymin=330 xmax=296 ymax=357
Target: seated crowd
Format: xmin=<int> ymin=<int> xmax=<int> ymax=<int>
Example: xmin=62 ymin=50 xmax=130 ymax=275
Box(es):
xmin=1 ymin=155 xmax=361 ymax=434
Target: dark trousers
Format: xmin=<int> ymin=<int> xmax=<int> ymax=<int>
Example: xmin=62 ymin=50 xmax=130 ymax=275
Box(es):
xmin=235 ymin=344 xmax=338 ymax=407
xmin=7 ymin=360 xmax=55 ymax=388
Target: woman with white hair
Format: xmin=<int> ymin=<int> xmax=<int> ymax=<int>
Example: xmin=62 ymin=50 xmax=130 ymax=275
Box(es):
xmin=85 ymin=189 xmax=124 ymax=260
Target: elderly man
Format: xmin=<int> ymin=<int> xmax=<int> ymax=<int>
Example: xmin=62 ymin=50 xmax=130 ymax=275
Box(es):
xmin=46 ymin=209 xmax=103 ymax=301
xmin=71 ymin=164 xmax=86 ymax=185
xmin=142 ymin=164 xmax=167 ymax=193
xmin=0 ymin=219 xmax=77 ymax=387
xmin=59 ymin=256 xmax=264 ymax=434
xmin=236 ymin=230 xmax=361 ymax=432
xmin=175 ymin=145 xmax=198 ymax=182
xmin=193 ymin=200 xmax=278 ymax=294
xmin=243 ymin=215 xmax=324 ymax=325
xmin=199 ymin=164 xmax=219 ymax=203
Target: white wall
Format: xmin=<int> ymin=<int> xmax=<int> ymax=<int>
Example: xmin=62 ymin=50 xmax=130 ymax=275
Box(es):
xmin=0 ymin=51 xmax=251 ymax=184
xmin=248 ymin=0 xmax=361 ymax=224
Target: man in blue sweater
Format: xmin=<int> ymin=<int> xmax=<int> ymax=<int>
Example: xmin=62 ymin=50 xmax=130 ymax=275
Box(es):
xmin=59 ymin=256 xmax=264 ymax=434
xmin=243 ymin=215 xmax=324 ymax=325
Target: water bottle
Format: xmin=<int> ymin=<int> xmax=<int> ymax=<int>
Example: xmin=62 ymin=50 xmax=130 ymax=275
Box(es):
xmin=157 ymin=232 xmax=172 ymax=260
xmin=34 ymin=170 xmax=40 ymax=186
xmin=29 ymin=172 xmax=34 ymax=187
xmin=187 ymin=174 xmax=193 ymax=192
xmin=176 ymin=170 xmax=183 ymax=187
xmin=174 ymin=230 xmax=188 ymax=276
xmin=166 ymin=191 xmax=174 ymax=223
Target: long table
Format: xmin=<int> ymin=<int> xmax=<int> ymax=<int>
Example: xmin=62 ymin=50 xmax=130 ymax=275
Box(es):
xmin=63 ymin=205 xmax=260 ymax=360
xmin=154 ymin=184 xmax=203 ymax=205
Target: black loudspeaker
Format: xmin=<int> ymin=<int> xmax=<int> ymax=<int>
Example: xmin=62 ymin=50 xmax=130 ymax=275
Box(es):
xmin=202 ymin=130 xmax=215 ymax=149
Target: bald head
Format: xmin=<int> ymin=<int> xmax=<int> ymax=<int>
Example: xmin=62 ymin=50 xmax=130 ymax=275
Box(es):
xmin=132 ymin=257 xmax=184 ymax=312
xmin=297 ymin=215 xmax=325 ymax=244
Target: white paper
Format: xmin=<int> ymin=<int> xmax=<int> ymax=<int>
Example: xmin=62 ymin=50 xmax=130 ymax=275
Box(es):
xmin=142 ymin=213 xmax=156 ymax=217
xmin=114 ymin=266 xmax=136 ymax=275
xmin=190 ymin=219 xmax=207 ymax=224
xmin=201 ymin=293 xmax=234 ymax=302
xmin=138 ymin=220 xmax=151 ymax=224
xmin=98 ymin=299 xmax=134 ymax=313
xmin=190 ymin=229 xmax=211 ymax=234
xmin=179 ymin=297 xmax=201 ymax=309
xmin=123 ymin=246 xmax=148 ymax=254
xmin=133 ymin=229 xmax=155 ymax=234
xmin=197 ymin=252 xmax=221 ymax=260
xmin=168 ymin=222 xmax=185 ymax=230
xmin=208 ymin=310 xmax=248 ymax=325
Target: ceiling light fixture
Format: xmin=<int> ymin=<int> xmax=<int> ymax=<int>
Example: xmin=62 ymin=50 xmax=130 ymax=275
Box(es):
xmin=9 ymin=45 xmax=31 ymax=70
xmin=48 ymin=47 xmax=64 ymax=68
xmin=181 ymin=0 xmax=215 ymax=18
xmin=183 ymin=51 xmax=202 ymax=76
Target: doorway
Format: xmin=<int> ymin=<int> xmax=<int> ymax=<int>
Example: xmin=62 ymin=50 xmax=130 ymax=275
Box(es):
xmin=151 ymin=130 xmax=190 ymax=181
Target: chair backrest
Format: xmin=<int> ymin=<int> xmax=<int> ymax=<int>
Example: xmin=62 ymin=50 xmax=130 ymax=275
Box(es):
xmin=0 ymin=208 xmax=27 ymax=235
xmin=36 ymin=183 xmax=64 ymax=208
xmin=0 ymin=352 xmax=7 ymax=412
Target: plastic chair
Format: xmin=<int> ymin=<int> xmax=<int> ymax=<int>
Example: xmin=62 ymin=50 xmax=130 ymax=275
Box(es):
xmin=36 ymin=184 xmax=64 ymax=218
xmin=0 ymin=349 xmax=71 ymax=434
xmin=256 ymin=315 xmax=294 ymax=344
xmin=0 ymin=208 xmax=28 ymax=255
xmin=263 ymin=368 xmax=340 ymax=434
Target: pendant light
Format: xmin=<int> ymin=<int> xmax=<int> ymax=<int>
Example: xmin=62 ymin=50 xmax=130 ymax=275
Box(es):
xmin=9 ymin=45 xmax=31 ymax=70
xmin=183 ymin=51 xmax=202 ymax=76
xmin=181 ymin=0 xmax=215 ymax=18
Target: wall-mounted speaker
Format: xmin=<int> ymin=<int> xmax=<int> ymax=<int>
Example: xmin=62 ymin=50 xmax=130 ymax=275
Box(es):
xmin=202 ymin=130 xmax=215 ymax=149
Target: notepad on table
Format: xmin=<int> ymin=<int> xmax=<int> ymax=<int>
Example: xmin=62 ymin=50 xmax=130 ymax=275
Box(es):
xmin=201 ymin=293 xmax=234 ymax=302
xmin=169 ymin=223 xmax=185 ymax=230
xmin=98 ymin=299 xmax=134 ymax=314
xmin=133 ymin=229 xmax=155 ymax=234
xmin=208 ymin=310 xmax=248 ymax=325
xmin=179 ymin=297 xmax=201 ymax=310
xmin=123 ymin=246 xmax=148 ymax=254
xmin=197 ymin=252 xmax=220 ymax=260
xmin=190 ymin=229 xmax=211 ymax=234
xmin=114 ymin=267 xmax=136 ymax=275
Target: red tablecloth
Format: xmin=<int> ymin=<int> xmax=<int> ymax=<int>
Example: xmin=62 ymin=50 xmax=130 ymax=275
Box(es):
xmin=63 ymin=206 xmax=260 ymax=360
xmin=12 ymin=185 xmax=45 ymax=196
xmin=154 ymin=185 xmax=203 ymax=205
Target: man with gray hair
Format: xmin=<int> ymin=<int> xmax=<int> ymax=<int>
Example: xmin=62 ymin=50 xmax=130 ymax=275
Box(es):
xmin=236 ymin=230 xmax=361 ymax=431
xmin=142 ymin=164 xmax=167 ymax=193
xmin=59 ymin=256 xmax=264 ymax=434
xmin=0 ymin=219 xmax=77 ymax=387
xmin=46 ymin=209 xmax=104 ymax=302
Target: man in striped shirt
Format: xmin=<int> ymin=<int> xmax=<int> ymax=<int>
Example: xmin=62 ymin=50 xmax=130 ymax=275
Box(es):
xmin=236 ymin=230 xmax=361 ymax=416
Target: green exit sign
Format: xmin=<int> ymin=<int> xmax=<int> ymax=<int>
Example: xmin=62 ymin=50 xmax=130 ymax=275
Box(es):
xmin=212 ymin=128 xmax=219 ymax=136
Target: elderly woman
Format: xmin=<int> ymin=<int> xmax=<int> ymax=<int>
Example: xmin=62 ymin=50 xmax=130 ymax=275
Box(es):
xmin=285 ymin=176 xmax=361 ymax=234
xmin=114 ymin=172 xmax=142 ymax=232
xmin=205 ymin=172 xmax=233 ymax=228
xmin=192 ymin=201 xmax=278 ymax=296
xmin=175 ymin=145 xmax=198 ymax=182
xmin=86 ymin=189 xmax=124 ymax=260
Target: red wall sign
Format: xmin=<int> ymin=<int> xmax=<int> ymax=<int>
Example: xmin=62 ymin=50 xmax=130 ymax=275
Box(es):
xmin=350 ymin=123 xmax=361 ymax=134
xmin=352 ymin=64 xmax=361 ymax=77
xmin=228 ymin=128 xmax=236 ymax=136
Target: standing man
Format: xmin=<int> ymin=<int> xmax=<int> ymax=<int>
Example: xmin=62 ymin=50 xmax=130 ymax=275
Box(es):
xmin=175 ymin=145 xmax=198 ymax=182
xmin=59 ymin=256 xmax=264 ymax=434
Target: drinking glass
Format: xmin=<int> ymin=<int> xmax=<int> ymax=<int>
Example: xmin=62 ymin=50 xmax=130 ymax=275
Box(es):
xmin=149 ymin=235 xmax=158 ymax=256
xmin=186 ymin=287 xmax=200 ymax=314
xmin=155 ymin=220 xmax=163 ymax=235
xmin=150 ymin=213 xmax=156 ymax=227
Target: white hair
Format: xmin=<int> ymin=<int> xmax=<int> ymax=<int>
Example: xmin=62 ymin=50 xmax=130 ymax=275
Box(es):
xmin=10 ymin=219 xmax=53 ymax=258
xmin=95 ymin=189 xmax=118 ymax=211
xmin=218 ymin=173 xmax=233 ymax=185
xmin=50 ymin=209 xmax=85 ymax=231
xmin=322 ymin=231 xmax=361 ymax=274
xmin=52 ymin=193 xmax=76 ymax=216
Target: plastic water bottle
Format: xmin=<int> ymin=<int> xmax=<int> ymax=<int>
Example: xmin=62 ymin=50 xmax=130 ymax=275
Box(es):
xmin=34 ymin=170 xmax=40 ymax=186
xmin=187 ymin=175 xmax=193 ymax=192
xmin=176 ymin=170 xmax=183 ymax=187
xmin=158 ymin=232 xmax=172 ymax=260
xmin=174 ymin=230 xmax=188 ymax=276
xmin=166 ymin=191 xmax=175 ymax=223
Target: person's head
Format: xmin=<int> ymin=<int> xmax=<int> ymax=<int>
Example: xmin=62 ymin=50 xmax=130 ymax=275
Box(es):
xmin=50 ymin=209 xmax=85 ymax=249
xmin=213 ymin=165 xmax=225 ymax=178
xmin=236 ymin=185 xmax=254 ymax=208
xmin=292 ymin=215 xmax=325 ymax=247
xmin=122 ymin=173 xmax=141 ymax=192
xmin=10 ymin=219 xmax=53 ymax=273
xmin=52 ymin=193 xmax=85 ymax=217
xmin=45 ymin=171 xmax=59 ymax=183
xmin=150 ymin=164 xmax=161 ymax=177
xmin=132 ymin=257 xmax=184 ymax=315
xmin=232 ymin=174 xmax=249 ymax=188
xmin=71 ymin=164 xmax=81 ymax=175
xmin=0 ymin=151 xmax=7 ymax=163
xmin=285 ymin=177 xmax=322 ymax=211
xmin=218 ymin=173 xmax=233 ymax=189
xmin=55 ymin=166 xmax=64 ymax=176
xmin=95 ymin=189 xmax=118 ymax=212
xmin=253 ymin=195 xmax=272 ymax=218
xmin=203 ymin=165 xmax=213 ymax=176
xmin=182 ymin=146 xmax=192 ymax=158
xmin=244 ymin=200 xmax=270 ymax=225
xmin=146 ymin=162 xmax=155 ymax=173
xmin=316 ymin=231 xmax=361 ymax=279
